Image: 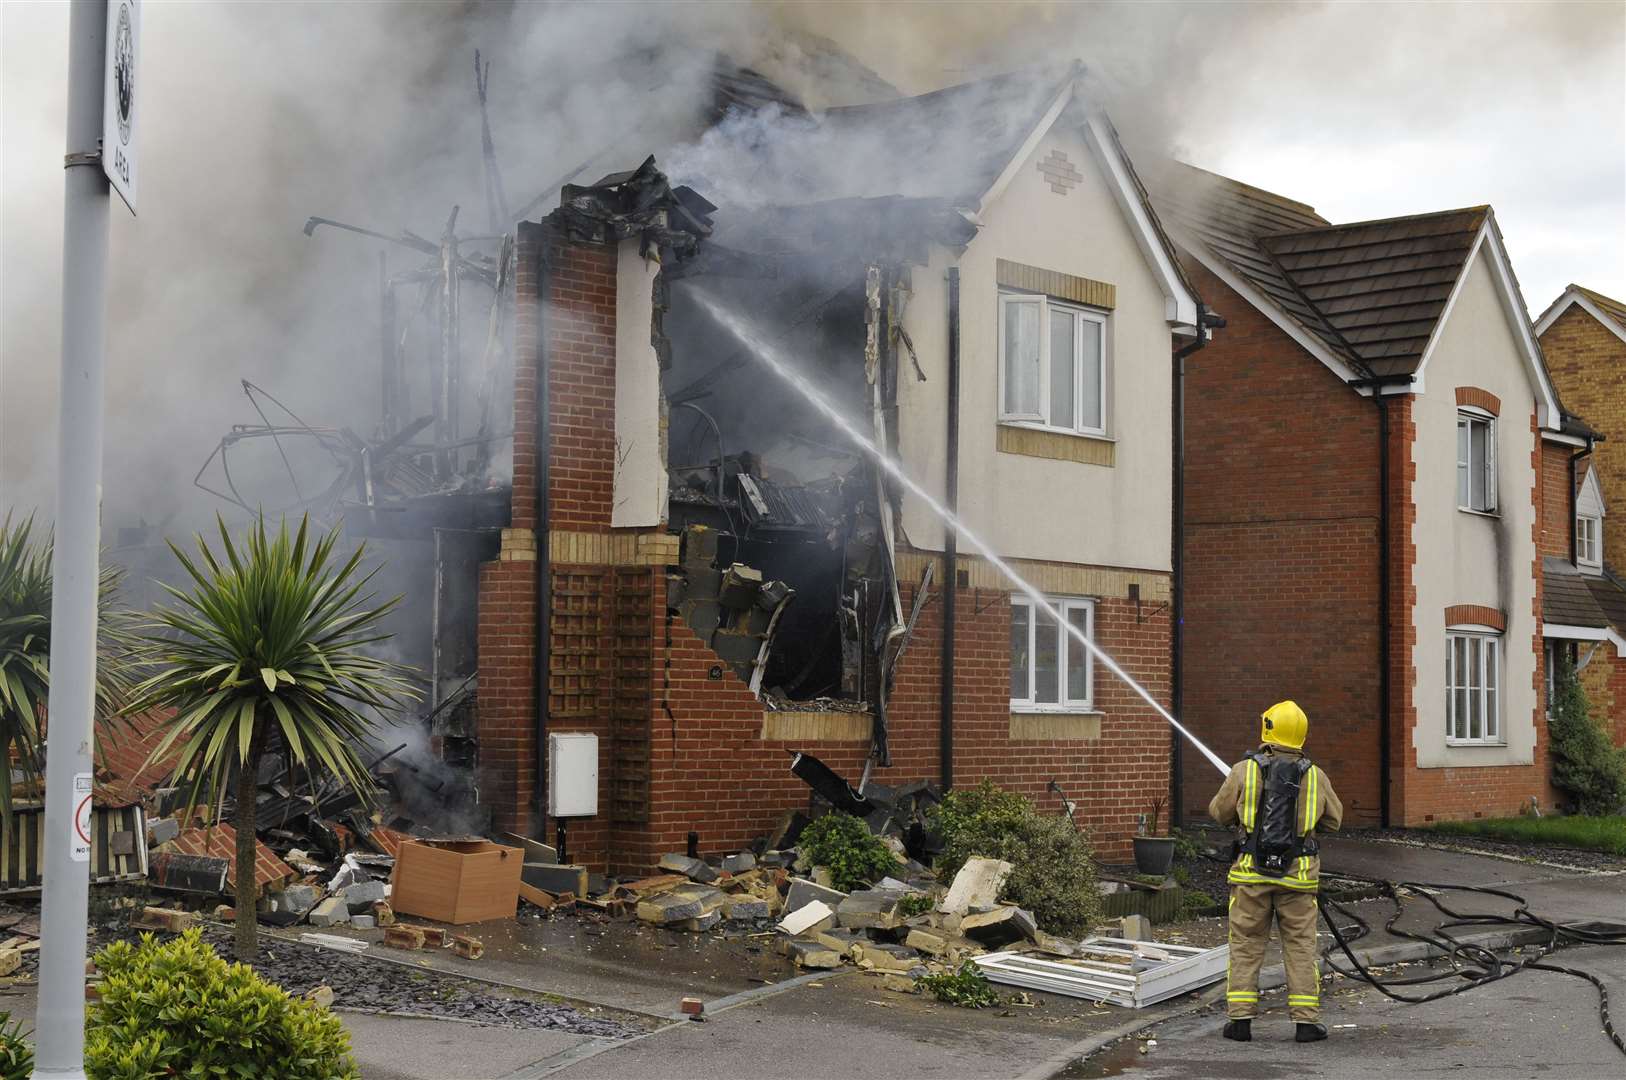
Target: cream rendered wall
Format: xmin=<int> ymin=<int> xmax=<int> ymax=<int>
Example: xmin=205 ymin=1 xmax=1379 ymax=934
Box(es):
xmin=1410 ymin=248 xmax=1540 ymax=768
xmin=611 ymin=238 xmax=666 ymax=528
xmin=895 ymin=124 xmax=1174 ymax=571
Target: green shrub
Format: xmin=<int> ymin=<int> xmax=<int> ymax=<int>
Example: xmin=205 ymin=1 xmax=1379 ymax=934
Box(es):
xmin=915 ymin=961 xmax=1000 ymax=1008
xmin=896 ymin=892 xmax=934 ymax=919
xmin=797 ymin=813 xmax=897 ymax=892
xmin=0 ymin=1011 xmax=32 ymax=1080
xmin=1548 ymin=662 xmax=1626 ymax=816
xmin=933 ymin=779 xmax=1102 ymax=936
xmin=85 ymin=930 xmax=357 ymax=1080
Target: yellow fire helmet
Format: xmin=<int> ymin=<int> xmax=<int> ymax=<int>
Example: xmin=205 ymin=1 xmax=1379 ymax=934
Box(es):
xmin=1261 ymin=700 xmax=1309 ymax=750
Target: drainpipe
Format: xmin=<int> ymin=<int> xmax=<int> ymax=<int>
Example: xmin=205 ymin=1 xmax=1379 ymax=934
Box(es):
xmin=533 ymin=236 xmax=552 ymax=836
xmin=1569 ymin=440 xmax=1595 ymax=565
xmin=1169 ymin=307 xmax=1220 ymax=827
xmin=1350 ymin=372 xmax=1415 ymax=829
xmin=940 ymin=267 xmax=960 ymax=792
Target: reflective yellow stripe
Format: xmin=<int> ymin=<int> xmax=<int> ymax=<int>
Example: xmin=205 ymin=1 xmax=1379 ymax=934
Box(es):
xmin=1303 ymin=766 xmax=1317 ymax=833
xmin=1288 ymin=996 xmax=1321 ymax=1006
xmin=1241 ymin=759 xmax=1260 ymax=829
xmin=1227 ymin=992 xmax=1259 ymax=1000
xmin=1227 ymin=869 xmax=1320 ymax=890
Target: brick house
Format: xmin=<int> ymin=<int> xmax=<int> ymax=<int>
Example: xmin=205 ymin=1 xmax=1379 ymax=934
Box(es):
xmin=1535 ymin=286 xmax=1626 ymax=747
xmin=472 ymin=68 xmax=1204 ymax=872
xmin=1150 ymin=166 xmax=1566 ymax=827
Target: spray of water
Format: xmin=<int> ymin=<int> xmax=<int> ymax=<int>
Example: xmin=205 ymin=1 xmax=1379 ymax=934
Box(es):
xmin=689 ymin=288 xmax=1233 ymax=778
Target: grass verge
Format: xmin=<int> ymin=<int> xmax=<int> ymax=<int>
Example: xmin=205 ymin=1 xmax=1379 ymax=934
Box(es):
xmin=1423 ymin=815 xmax=1626 ymax=855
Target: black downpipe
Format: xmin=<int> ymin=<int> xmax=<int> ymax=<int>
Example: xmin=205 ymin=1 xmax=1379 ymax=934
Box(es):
xmin=1569 ymin=443 xmax=1595 ymax=565
xmin=1169 ymin=310 xmax=1214 ymax=826
xmin=940 ymin=268 xmax=960 ymax=792
xmin=1351 ymin=372 xmax=1413 ymax=829
xmin=533 ymin=238 xmax=552 ymax=836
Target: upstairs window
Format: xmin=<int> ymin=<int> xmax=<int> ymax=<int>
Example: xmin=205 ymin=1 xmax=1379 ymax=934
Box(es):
xmin=1577 ymin=514 xmax=1602 ymax=570
xmin=1457 ymin=411 xmax=1496 ymax=513
xmin=1010 ymin=595 xmax=1094 ymax=712
xmin=999 ymin=292 xmax=1107 ymax=436
xmin=1446 ymin=629 xmax=1501 ymax=744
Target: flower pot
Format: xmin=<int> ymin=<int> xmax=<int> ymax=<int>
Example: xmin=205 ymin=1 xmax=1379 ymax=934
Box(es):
xmin=1132 ymin=835 xmax=1176 ymax=877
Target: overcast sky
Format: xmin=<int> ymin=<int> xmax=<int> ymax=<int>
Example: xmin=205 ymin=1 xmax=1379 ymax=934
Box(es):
xmin=2 ymin=1 xmax=1623 ymax=525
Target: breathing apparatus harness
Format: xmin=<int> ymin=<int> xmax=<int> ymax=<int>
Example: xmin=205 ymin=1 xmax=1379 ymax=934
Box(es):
xmin=1238 ymin=750 xmax=1318 ymax=878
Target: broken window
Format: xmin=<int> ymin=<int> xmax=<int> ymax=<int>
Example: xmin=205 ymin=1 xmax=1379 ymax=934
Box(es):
xmin=1010 ymin=596 xmax=1094 ymax=712
xmin=1456 ymin=411 xmax=1495 ymax=513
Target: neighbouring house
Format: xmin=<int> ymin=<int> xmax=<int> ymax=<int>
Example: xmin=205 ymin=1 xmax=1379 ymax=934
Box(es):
xmin=1535 ymin=285 xmax=1626 ymax=747
xmin=1150 ymin=165 xmax=1565 ymax=827
xmin=473 ymin=66 xmax=1204 ymax=872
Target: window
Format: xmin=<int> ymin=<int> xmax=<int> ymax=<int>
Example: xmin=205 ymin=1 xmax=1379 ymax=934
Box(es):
xmin=999 ymin=291 xmax=1107 ymax=436
xmin=1456 ymin=412 xmax=1496 ymax=513
xmin=1011 ymin=595 xmax=1094 ymax=711
xmin=1577 ymin=515 xmax=1601 ymax=570
xmin=1446 ymin=630 xmax=1501 ymax=743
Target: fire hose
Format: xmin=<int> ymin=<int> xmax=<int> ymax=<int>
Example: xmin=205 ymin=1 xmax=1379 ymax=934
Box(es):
xmin=1313 ymin=872 xmax=1626 ymax=1057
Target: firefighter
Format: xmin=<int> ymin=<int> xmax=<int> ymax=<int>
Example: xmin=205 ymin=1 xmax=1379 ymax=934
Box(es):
xmin=1209 ymin=699 xmax=1343 ymax=1043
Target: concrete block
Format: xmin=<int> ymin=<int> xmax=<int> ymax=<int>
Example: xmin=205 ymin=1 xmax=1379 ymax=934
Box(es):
xmin=350 ymin=915 xmax=376 ymax=930
xmin=637 ymin=885 xmax=724 ymax=925
xmin=904 ymin=928 xmax=951 ymax=956
xmin=784 ymin=878 xmax=847 ymax=915
xmin=855 ymin=942 xmax=920 ymax=973
xmin=877 ymin=973 xmax=917 ymax=994
xmin=722 ymin=852 xmax=756 ymax=874
xmin=132 ymin=907 xmax=200 ymax=934
xmin=680 ymin=910 xmax=722 ymax=932
xmin=383 ymin=925 xmax=426 ymax=950
xmin=836 ymin=889 xmax=905 ymax=930
xmin=452 ymin=934 xmax=485 ymax=959
xmin=274 ymin=884 xmax=322 ymax=916
xmin=341 ymin=879 xmax=387 ymax=913
xmin=786 ymin=938 xmax=843 ymax=969
xmin=307 ymin=897 xmax=350 ymax=928
xmin=961 ymin=906 xmax=1037 ymax=948
xmin=147 ymin=817 xmax=180 ymax=847
xmin=657 ymin=854 xmax=719 ymax=884
xmin=721 ymin=896 xmax=770 ymax=921
xmin=1121 ymin=914 xmax=1152 ymax=941
xmin=0 ymin=949 xmax=20 ymax=977
xmin=813 ymin=927 xmax=864 ymax=953
xmin=776 ymin=899 xmax=834 ymax=936
xmin=523 ymin=862 xmax=592 ymax=895
xmin=939 ymin=858 xmax=1012 ymax=916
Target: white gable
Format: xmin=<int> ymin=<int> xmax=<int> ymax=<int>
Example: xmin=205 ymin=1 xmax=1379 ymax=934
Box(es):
xmin=1578 ymin=466 xmax=1606 ymax=519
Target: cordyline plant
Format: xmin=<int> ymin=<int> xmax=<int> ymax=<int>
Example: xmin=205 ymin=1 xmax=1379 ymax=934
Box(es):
xmin=0 ymin=512 xmax=134 ymax=824
xmin=128 ymin=514 xmax=416 ymax=960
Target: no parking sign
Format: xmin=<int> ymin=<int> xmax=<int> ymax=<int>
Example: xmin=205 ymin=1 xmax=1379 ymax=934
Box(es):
xmin=72 ymin=773 xmax=93 ymax=862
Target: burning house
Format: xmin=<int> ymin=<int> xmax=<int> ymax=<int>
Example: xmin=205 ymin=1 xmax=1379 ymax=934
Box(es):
xmin=460 ymin=64 xmax=1202 ymax=871
xmin=169 ymin=59 xmax=1204 ymax=871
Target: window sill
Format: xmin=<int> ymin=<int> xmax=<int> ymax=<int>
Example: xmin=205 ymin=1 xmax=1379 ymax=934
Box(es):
xmin=1444 ymin=739 xmax=1508 ymax=749
xmin=1010 ymin=705 xmax=1101 ymax=715
xmin=1457 ymin=507 xmax=1500 ymax=520
xmin=996 ymin=424 xmax=1115 ymax=467
xmin=999 ymin=420 xmax=1113 ymax=442
xmin=1009 ymin=712 xmax=1102 ymax=741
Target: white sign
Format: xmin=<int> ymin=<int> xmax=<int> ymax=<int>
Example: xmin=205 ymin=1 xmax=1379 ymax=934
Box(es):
xmin=102 ymin=0 xmax=138 ymax=214
xmin=72 ymin=773 xmax=94 ymax=862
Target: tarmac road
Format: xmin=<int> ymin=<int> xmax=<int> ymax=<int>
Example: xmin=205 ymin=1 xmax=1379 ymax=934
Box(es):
xmin=1060 ymin=943 xmax=1626 ymax=1080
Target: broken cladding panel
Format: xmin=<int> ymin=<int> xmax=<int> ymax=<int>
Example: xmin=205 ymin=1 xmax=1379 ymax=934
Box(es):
xmin=718 ymin=564 xmax=764 ymax=610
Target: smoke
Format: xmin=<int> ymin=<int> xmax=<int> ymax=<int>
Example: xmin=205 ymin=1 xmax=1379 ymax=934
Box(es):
xmin=3 ymin=1 xmax=1621 ymax=531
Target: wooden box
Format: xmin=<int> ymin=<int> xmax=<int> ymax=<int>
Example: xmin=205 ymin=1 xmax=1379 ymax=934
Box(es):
xmin=389 ymin=840 xmax=523 ymax=924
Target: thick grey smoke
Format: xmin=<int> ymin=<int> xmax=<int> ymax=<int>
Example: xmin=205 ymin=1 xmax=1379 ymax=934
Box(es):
xmin=3 ymin=1 xmax=1621 ymax=532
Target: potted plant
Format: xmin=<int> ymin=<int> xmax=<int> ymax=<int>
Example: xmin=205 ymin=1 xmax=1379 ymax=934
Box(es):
xmin=1132 ymin=796 xmax=1176 ymax=876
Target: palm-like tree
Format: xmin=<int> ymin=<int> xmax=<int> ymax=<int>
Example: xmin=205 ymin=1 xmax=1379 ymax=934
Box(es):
xmin=0 ymin=513 xmax=133 ymax=822
xmin=128 ymin=515 xmax=416 ymax=960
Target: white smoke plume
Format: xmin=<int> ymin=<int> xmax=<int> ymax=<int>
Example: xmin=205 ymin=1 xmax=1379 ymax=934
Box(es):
xmin=3 ymin=1 xmax=1620 ymax=531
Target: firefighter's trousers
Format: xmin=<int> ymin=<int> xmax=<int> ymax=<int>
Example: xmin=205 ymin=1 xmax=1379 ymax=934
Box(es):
xmin=1225 ymin=883 xmax=1322 ymax=1022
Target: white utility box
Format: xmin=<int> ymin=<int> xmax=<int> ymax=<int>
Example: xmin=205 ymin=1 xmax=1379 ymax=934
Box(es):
xmin=547 ymin=732 xmax=599 ymax=817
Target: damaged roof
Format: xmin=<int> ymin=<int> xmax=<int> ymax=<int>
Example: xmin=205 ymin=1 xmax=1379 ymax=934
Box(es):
xmin=1149 ymin=165 xmax=1549 ymax=392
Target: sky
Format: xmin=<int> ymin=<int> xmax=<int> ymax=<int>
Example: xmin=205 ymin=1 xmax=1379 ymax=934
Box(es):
xmin=2 ymin=1 xmax=1623 ymax=528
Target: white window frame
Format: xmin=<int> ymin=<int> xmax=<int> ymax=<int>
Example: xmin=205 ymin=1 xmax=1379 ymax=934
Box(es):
xmin=1010 ymin=595 xmax=1095 ymax=713
xmin=1456 ymin=410 xmax=1496 ymax=514
xmin=1577 ymin=514 xmax=1602 ymax=571
xmin=1445 ymin=627 xmax=1502 ymax=745
xmin=997 ymin=290 xmax=1109 ymax=438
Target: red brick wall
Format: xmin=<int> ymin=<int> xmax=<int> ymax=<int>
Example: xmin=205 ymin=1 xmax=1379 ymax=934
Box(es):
xmin=476 ymin=558 xmax=538 ymax=833
xmin=1539 ymin=443 xmax=1573 ymax=559
xmin=1177 ymin=263 xmax=1386 ymax=825
xmin=1540 ymin=305 xmax=1626 ymax=563
xmin=545 ymin=242 xmax=618 ymax=531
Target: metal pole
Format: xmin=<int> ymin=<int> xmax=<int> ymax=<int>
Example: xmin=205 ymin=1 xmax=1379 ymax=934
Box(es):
xmin=36 ymin=3 xmax=110 ymax=1077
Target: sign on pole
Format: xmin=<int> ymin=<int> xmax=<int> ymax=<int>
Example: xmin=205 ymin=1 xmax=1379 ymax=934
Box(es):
xmin=102 ymin=0 xmax=138 ymax=214
xmin=71 ymin=773 xmax=93 ymax=862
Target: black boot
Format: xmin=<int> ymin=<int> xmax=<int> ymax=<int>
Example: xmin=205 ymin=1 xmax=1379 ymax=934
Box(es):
xmin=1295 ymin=1022 xmax=1328 ymax=1043
xmin=1222 ymin=1019 xmax=1252 ymax=1042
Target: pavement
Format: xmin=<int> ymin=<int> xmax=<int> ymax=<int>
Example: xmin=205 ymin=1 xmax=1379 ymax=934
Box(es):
xmin=1059 ymin=943 xmax=1626 ymax=1079
xmin=5 ymin=834 xmax=1621 ymax=1078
